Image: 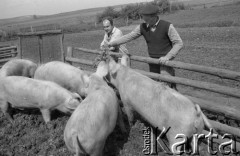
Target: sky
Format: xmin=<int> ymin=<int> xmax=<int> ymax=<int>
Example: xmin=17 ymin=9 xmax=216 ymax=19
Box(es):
xmin=0 ymin=0 xmax=152 ymax=19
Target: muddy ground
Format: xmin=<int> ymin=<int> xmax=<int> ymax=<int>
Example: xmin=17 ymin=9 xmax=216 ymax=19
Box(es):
xmin=0 ymin=100 xmax=239 ymax=156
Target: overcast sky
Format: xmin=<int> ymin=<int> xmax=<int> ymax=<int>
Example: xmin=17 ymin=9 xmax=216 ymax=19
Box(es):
xmin=0 ymin=0 xmax=152 ymax=19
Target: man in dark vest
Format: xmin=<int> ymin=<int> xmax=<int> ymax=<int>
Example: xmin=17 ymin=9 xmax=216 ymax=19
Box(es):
xmin=107 ymin=4 xmax=183 ymax=90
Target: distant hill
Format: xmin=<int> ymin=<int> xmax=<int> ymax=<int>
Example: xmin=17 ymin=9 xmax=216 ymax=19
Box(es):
xmin=0 ymin=15 xmax=36 ymax=25
xmin=1 ymin=0 xmax=239 ymax=27
xmin=0 ymin=3 xmax=136 ymax=27
xmin=0 ymin=0 xmax=239 ymax=37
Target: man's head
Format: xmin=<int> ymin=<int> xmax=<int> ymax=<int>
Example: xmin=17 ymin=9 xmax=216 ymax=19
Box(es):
xmin=103 ymin=17 xmax=114 ymax=34
xmin=140 ymin=4 xmax=159 ymax=26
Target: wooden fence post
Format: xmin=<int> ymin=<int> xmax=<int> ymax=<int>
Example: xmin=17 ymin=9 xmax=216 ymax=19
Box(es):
xmin=18 ymin=37 xmax=22 ymax=59
xmin=60 ymin=34 xmax=64 ymax=62
xmin=66 ymin=46 xmax=73 ymax=64
xmin=11 ymin=48 xmax=15 ymax=57
xmin=127 ymin=55 xmax=131 ymax=67
xmin=38 ymin=35 xmax=43 ymax=63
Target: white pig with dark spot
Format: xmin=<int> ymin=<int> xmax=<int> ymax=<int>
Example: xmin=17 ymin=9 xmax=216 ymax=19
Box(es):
xmin=0 ymin=76 xmax=81 ymax=123
xmin=34 ymin=61 xmax=89 ymax=97
xmin=64 ymin=61 xmax=125 ymax=156
xmin=0 ymin=59 xmax=37 ymax=77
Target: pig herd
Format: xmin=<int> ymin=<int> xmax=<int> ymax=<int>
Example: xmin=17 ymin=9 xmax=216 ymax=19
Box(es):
xmin=0 ymin=56 xmax=213 ymax=156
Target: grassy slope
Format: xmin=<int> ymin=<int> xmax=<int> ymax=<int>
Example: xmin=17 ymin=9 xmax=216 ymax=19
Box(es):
xmin=163 ymin=4 xmax=240 ymax=27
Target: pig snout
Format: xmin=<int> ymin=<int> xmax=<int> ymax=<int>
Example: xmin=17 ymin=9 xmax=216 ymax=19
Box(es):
xmin=59 ymin=96 xmax=82 ymax=114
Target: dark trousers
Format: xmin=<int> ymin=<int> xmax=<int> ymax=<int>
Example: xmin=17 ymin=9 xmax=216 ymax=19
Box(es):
xmin=149 ymin=63 xmax=177 ymax=89
xmin=112 ymin=55 xmax=119 ymax=62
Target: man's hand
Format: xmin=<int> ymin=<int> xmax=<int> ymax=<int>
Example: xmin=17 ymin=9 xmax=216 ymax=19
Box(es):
xmin=103 ymin=41 xmax=108 ymax=47
xmin=159 ymin=56 xmax=170 ymax=64
xmin=109 ymin=47 xmax=115 ymax=51
xmin=100 ymin=41 xmax=110 ymax=51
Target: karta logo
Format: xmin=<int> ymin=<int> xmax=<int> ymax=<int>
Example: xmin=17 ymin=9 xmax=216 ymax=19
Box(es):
xmin=142 ymin=127 xmax=239 ymax=155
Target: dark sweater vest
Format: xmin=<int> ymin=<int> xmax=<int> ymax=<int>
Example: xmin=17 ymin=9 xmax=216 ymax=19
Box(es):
xmin=140 ymin=20 xmax=172 ymax=58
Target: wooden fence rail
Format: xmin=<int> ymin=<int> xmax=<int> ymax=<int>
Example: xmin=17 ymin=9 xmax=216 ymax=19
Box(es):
xmin=66 ymin=48 xmax=240 ymax=99
xmin=0 ymin=45 xmax=18 ymax=68
xmin=74 ymin=47 xmax=240 ymax=81
xmin=65 ymin=52 xmax=240 ymax=120
xmin=66 ymin=46 xmax=240 ymax=140
xmin=0 ymin=46 xmax=17 ymax=51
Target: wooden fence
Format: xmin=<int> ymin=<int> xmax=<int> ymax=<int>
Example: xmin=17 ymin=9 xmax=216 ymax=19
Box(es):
xmin=0 ymin=45 xmax=18 ymax=68
xmin=18 ymin=30 xmax=64 ymax=64
xmin=66 ymin=46 xmax=240 ymax=148
xmin=0 ymin=41 xmax=239 ymax=149
xmin=0 ymin=30 xmax=63 ymax=67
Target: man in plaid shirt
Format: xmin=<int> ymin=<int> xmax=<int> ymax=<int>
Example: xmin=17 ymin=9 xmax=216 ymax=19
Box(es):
xmin=100 ymin=17 xmax=128 ymax=62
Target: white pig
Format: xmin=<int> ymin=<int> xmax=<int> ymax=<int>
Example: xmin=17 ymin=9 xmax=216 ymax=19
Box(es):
xmin=64 ymin=61 xmax=123 ymax=156
xmin=34 ymin=61 xmax=89 ymax=97
xmin=106 ymin=55 xmax=213 ymax=154
xmin=0 ymin=76 xmax=81 ymax=123
xmin=0 ymin=59 xmax=37 ymax=77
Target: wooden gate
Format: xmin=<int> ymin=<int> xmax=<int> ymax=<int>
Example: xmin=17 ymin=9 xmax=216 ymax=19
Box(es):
xmin=18 ymin=30 xmax=64 ymax=64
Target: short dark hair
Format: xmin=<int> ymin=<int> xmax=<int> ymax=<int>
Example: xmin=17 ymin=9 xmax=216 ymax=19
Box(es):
xmin=102 ymin=17 xmax=113 ymax=25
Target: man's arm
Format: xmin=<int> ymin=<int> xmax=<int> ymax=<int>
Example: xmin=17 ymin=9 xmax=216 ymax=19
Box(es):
xmin=109 ymin=25 xmax=142 ymax=47
xmin=159 ymin=24 xmax=183 ymax=63
xmin=165 ymin=24 xmax=183 ymax=59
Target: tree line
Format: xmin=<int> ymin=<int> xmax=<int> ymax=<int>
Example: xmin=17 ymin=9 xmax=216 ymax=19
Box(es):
xmin=96 ymin=0 xmax=188 ymax=23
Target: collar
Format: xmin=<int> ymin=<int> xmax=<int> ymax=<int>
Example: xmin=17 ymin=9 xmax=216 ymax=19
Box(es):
xmin=146 ymin=17 xmax=160 ymax=28
xmin=107 ymin=27 xmax=116 ymax=36
xmin=112 ymin=27 xmax=117 ymax=33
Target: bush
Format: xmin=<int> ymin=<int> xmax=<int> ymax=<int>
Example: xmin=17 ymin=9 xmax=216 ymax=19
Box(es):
xmin=96 ymin=7 xmax=120 ymax=23
xmin=0 ymin=29 xmax=18 ymax=41
xmin=152 ymin=0 xmax=188 ymax=13
xmin=95 ymin=1 xmax=189 ymax=25
xmin=152 ymin=0 xmax=170 ymax=14
xmin=170 ymin=2 xmax=189 ymax=11
xmin=120 ymin=4 xmax=142 ymax=20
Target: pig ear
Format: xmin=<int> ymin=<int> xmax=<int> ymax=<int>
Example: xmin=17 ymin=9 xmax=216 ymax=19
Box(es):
xmin=73 ymin=92 xmax=82 ymax=102
xmin=109 ymin=59 xmax=120 ymax=75
xmin=82 ymin=75 xmax=90 ymax=88
xmin=121 ymin=55 xmax=130 ymax=67
xmin=29 ymin=65 xmax=37 ymax=78
xmin=66 ymin=98 xmax=80 ymax=110
xmin=96 ymin=61 xmax=108 ymax=78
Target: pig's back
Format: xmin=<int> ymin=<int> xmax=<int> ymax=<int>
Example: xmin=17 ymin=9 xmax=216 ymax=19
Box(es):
xmin=34 ymin=61 xmax=85 ymax=90
xmin=67 ymin=86 xmax=118 ymax=135
xmin=2 ymin=76 xmax=71 ymax=102
xmin=0 ymin=59 xmax=36 ymax=77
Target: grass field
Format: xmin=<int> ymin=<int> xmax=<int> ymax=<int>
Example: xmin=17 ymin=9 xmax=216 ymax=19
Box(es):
xmin=1 ymin=0 xmax=240 ymax=35
xmin=1 ymin=2 xmax=240 ymax=156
